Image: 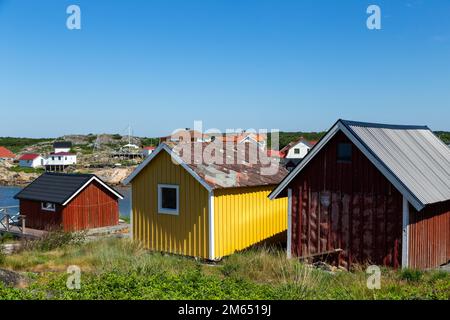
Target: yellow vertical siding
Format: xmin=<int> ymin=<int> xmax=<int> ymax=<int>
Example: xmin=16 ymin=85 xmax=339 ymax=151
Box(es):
xmin=213 ymin=186 xmax=288 ymax=258
xmin=132 ymin=151 xmax=210 ymax=259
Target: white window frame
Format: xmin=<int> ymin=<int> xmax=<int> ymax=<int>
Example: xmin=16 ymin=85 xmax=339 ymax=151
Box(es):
xmin=41 ymin=202 xmax=56 ymax=212
xmin=158 ymin=184 xmax=179 ymax=215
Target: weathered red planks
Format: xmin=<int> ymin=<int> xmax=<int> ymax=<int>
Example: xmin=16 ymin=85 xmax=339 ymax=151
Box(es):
xmin=409 ymin=201 xmax=450 ymax=269
xmin=288 ymin=131 xmax=403 ymax=268
xmin=62 ymin=180 xmax=119 ymax=231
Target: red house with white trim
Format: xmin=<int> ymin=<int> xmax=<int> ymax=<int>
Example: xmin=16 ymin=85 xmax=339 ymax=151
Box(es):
xmin=15 ymin=173 xmax=123 ymax=231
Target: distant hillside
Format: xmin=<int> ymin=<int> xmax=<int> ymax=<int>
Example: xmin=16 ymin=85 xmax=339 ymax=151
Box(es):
xmin=0 ymin=137 xmax=53 ymax=153
xmin=1 ymin=130 xmax=449 ymax=154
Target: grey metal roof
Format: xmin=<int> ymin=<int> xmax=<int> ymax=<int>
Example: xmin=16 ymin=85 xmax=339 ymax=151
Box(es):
xmin=14 ymin=173 xmax=123 ymax=205
xmin=270 ymin=119 xmax=450 ymax=211
xmin=341 ymin=120 xmax=450 ymax=207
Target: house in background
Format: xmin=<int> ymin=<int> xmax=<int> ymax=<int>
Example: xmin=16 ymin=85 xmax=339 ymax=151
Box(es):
xmin=14 ymin=173 xmax=123 ymax=231
xmin=45 ymin=152 xmax=77 ymax=171
xmin=142 ymin=146 xmax=156 ymax=157
xmin=124 ymin=142 xmax=288 ymax=260
xmin=160 ymin=129 xmax=210 ymax=143
xmin=217 ymin=132 xmax=267 ymax=149
xmin=0 ymin=146 xmax=16 ymax=161
xmin=280 ymin=137 xmax=317 ymax=159
xmin=18 ymin=153 xmax=45 ymax=168
xmin=270 ymin=119 xmax=450 ymax=270
xmin=53 ymin=141 xmax=72 ymax=153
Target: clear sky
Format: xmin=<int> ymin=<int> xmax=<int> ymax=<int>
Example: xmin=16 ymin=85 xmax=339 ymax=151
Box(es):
xmin=0 ymin=0 xmax=449 ymax=137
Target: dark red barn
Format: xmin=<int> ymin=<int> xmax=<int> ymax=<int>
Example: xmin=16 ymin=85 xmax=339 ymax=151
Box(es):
xmin=270 ymin=120 xmax=450 ymax=270
xmin=15 ymin=173 xmax=123 ymax=231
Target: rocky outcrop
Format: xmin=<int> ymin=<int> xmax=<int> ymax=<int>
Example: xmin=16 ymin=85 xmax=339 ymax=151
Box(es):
xmin=0 ymin=166 xmax=39 ymax=186
xmin=0 ymin=268 xmax=27 ymax=287
xmin=93 ymin=167 xmax=136 ymax=185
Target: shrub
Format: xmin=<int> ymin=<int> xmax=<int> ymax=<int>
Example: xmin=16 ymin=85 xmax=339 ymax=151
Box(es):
xmin=0 ymin=245 xmax=5 ymax=265
xmin=399 ymin=268 xmax=423 ymax=282
xmin=22 ymin=230 xmax=86 ymax=252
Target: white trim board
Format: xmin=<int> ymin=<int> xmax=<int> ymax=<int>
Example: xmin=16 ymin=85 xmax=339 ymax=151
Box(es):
xmin=287 ymin=188 xmax=292 ymax=259
xmin=62 ymin=176 xmax=124 ymax=206
xmin=402 ymin=196 xmax=410 ymax=268
xmin=208 ymin=191 xmax=215 ymax=260
xmin=123 ymin=143 xmax=213 ymax=193
xmin=269 ymin=120 xmax=424 ymax=211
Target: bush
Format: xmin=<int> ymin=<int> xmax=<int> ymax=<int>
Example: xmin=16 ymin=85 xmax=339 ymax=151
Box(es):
xmin=399 ymin=268 xmax=423 ymax=282
xmin=22 ymin=230 xmax=86 ymax=252
xmin=0 ymin=245 xmax=5 ymax=265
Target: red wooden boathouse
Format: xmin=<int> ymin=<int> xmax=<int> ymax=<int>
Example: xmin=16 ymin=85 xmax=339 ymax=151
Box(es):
xmin=14 ymin=173 xmax=123 ymax=231
xmin=270 ymin=120 xmax=450 ymax=269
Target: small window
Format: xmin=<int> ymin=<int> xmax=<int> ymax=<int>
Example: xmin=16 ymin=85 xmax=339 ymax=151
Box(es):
xmin=52 ymin=157 xmax=55 ymax=160
xmin=158 ymin=184 xmax=179 ymax=215
xmin=337 ymin=143 xmax=352 ymax=162
xmin=294 ymin=148 xmax=300 ymax=154
xmin=58 ymin=156 xmax=61 ymax=160
xmin=41 ymin=202 xmax=56 ymax=212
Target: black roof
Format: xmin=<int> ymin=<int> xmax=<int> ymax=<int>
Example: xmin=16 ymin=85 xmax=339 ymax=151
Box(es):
xmin=53 ymin=141 xmax=72 ymax=148
xmin=14 ymin=173 xmax=122 ymax=205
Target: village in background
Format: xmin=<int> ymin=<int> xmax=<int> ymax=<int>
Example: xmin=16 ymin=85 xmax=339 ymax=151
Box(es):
xmin=0 ymin=127 xmax=335 ymax=187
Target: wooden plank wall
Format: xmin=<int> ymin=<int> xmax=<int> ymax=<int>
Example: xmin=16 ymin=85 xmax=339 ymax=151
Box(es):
xmin=19 ymin=200 xmax=62 ymax=230
xmin=62 ymin=181 xmax=119 ymax=231
xmin=290 ymin=131 xmax=403 ymax=268
xmin=213 ymin=186 xmax=287 ymax=259
xmin=132 ymin=151 xmax=210 ymax=259
xmin=409 ymin=201 xmax=450 ymax=269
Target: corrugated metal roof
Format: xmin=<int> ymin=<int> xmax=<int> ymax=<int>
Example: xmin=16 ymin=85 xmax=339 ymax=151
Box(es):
xmin=124 ymin=142 xmax=288 ymax=189
xmin=341 ymin=120 xmax=450 ymax=207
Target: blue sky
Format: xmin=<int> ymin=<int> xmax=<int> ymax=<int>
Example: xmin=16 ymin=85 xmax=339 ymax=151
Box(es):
xmin=0 ymin=0 xmax=449 ymax=137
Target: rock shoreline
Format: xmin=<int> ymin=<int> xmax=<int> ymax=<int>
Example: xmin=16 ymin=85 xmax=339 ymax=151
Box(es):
xmin=0 ymin=166 xmax=135 ymax=187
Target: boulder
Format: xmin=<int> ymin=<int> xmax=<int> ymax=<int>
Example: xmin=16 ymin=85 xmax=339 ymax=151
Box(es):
xmin=0 ymin=268 xmax=27 ymax=287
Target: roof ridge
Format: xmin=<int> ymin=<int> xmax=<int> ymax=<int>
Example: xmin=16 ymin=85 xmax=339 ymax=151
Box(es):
xmin=340 ymin=119 xmax=430 ymax=130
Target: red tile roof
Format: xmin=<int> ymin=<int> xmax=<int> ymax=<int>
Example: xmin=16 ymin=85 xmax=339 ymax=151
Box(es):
xmin=19 ymin=153 xmax=40 ymax=161
xmin=0 ymin=146 xmax=16 ymax=159
xmin=143 ymin=146 xmax=156 ymax=150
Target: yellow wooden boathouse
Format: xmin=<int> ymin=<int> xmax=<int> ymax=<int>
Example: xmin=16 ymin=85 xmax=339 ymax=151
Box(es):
xmin=124 ymin=142 xmax=288 ymax=260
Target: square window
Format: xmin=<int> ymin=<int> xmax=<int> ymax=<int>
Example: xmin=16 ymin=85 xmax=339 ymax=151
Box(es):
xmin=41 ymin=202 xmax=56 ymax=212
xmin=294 ymin=148 xmax=300 ymax=154
xmin=158 ymin=184 xmax=179 ymax=215
xmin=337 ymin=143 xmax=352 ymax=162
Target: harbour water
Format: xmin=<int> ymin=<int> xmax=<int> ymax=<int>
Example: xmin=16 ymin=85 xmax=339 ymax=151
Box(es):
xmin=0 ymin=185 xmax=131 ymax=217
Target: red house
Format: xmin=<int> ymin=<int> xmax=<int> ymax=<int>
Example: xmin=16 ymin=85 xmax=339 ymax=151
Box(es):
xmin=15 ymin=173 xmax=123 ymax=231
xmin=270 ymin=120 xmax=450 ymax=270
xmin=0 ymin=146 xmax=16 ymax=160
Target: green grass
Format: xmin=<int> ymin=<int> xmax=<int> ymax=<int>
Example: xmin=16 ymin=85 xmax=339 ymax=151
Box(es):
xmin=0 ymin=238 xmax=448 ymax=300
xmin=9 ymin=166 xmax=45 ymax=174
xmin=119 ymin=216 xmax=130 ymax=223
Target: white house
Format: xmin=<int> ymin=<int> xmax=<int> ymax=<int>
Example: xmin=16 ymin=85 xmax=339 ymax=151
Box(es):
xmin=18 ymin=154 xmax=45 ymax=168
xmin=238 ymin=133 xmax=266 ymax=149
xmin=53 ymin=141 xmax=72 ymax=153
xmin=142 ymin=146 xmax=156 ymax=157
xmin=46 ymin=152 xmax=77 ymax=166
xmin=281 ymin=137 xmax=316 ymax=159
